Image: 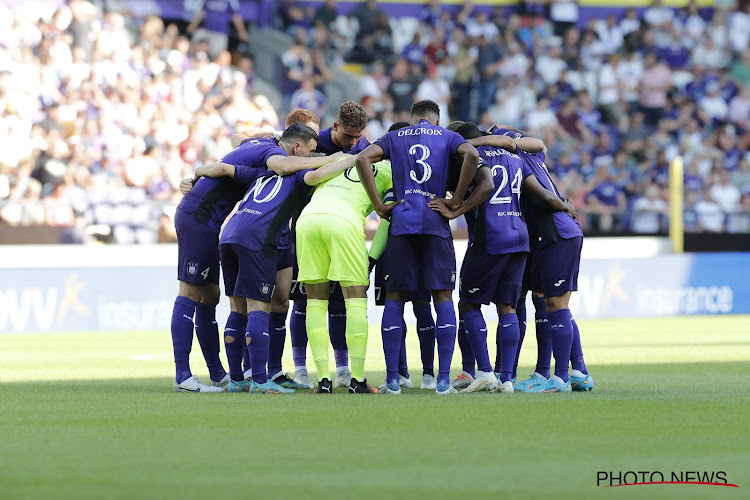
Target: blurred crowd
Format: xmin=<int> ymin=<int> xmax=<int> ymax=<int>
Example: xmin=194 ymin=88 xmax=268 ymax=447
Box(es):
xmin=278 ymin=0 xmax=750 ymax=234
xmin=0 ymin=0 xmax=277 ymax=243
xmin=1 ymin=0 xmax=750 ymax=244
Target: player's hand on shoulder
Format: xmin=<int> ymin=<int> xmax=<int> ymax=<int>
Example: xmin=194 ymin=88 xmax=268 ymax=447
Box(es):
xmin=179 ymin=178 xmax=194 ymax=195
xmin=376 ymin=199 xmax=404 ymax=221
xmin=428 ymin=198 xmax=458 ymax=220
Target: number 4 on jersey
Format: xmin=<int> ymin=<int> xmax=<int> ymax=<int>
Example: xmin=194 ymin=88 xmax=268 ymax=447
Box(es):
xmin=200 ymin=267 xmax=210 ymax=280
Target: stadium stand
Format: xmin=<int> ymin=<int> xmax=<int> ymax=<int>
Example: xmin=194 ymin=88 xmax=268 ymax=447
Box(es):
xmin=0 ymin=0 xmax=749 ymax=243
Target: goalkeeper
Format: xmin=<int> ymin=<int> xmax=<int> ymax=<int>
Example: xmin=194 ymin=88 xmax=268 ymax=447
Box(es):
xmin=296 ymin=124 xmax=407 ymax=394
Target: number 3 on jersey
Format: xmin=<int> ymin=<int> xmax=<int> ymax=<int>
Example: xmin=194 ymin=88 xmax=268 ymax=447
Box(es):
xmin=489 ymin=165 xmax=522 ymax=204
xmin=409 ymin=144 xmax=432 ymax=184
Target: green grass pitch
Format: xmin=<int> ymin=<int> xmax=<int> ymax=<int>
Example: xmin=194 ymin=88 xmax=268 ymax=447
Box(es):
xmin=1 ymin=316 xmax=748 ymax=499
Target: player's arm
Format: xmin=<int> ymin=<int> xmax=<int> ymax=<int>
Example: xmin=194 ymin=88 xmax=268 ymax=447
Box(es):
xmin=487 ymin=124 xmax=546 ymax=153
xmin=428 ymin=166 xmax=494 ymax=220
xmin=368 ymin=217 xmax=390 ymax=272
xmin=266 ymin=151 xmax=348 ymax=176
xmin=447 ymin=142 xmax=481 ymax=210
xmin=230 ymin=129 xmax=277 ymax=148
xmin=468 ymin=134 xmax=545 ymax=154
xmin=302 ymin=154 xmax=357 ymax=186
xmin=356 ymin=144 xmax=403 ymax=219
xmin=523 ymin=175 xmax=577 ymax=218
xmin=193 ymin=162 xmax=237 ymax=180
xmin=179 ymin=161 xmax=237 ymax=194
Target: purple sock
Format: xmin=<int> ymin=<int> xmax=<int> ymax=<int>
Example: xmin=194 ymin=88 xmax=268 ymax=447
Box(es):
xmin=267 ymin=311 xmax=287 ymax=379
xmin=434 ymin=300 xmax=457 ymax=386
xmin=242 ymin=340 xmax=251 ymax=375
xmin=494 ymin=324 xmax=501 ymax=373
xmin=398 ymin=318 xmax=409 ymax=378
xmin=194 ymin=304 xmax=226 ymax=382
xmin=290 ymin=301 xmax=308 ymax=368
xmin=328 ymin=301 xmax=348 ymax=368
xmin=457 ymin=317 xmax=476 ymax=377
xmin=224 ymin=312 xmax=249 ymax=381
xmin=413 ymin=303 xmax=435 ymax=376
xmin=171 ymin=296 xmax=197 ymax=383
xmin=548 ymin=308 xmax=574 ymax=383
xmin=463 ymin=309 xmax=491 ymax=373
xmin=513 ymin=298 xmax=526 ymax=379
xmin=382 ymin=299 xmax=404 ymax=385
xmin=498 ymin=313 xmax=520 ymax=383
xmin=246 ymin=310 xmax=271 ymax=384
xmin=533 ymin=297 xmax=552 ymax=379
xmin=570 ymin=318 xmax=588 ymax=374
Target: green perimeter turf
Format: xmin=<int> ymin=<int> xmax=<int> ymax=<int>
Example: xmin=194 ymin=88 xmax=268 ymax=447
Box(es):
xmin=0 ymin=316 xmax=749 ymax=500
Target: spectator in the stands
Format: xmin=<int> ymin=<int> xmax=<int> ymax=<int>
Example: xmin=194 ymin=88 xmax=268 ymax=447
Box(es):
xmin=476 ymin=35 xmax=503 ymax=115
xmin=710 ymin=169 xmax=742 ymax=214
xmin=290 ymin=75 xmax=328 ymax=118
xmin=416 ymin=64 xmax=451 ymax=124
xmin=186 ymin=0 xmax=248 ymax=59
xmin=699 ymin=81 xmax=729 ymax=123
xmin=639 ymin=52 xmax=672 ymax=127
xmin=694 ymin=187 xmax=726 ymax=232
xmin=352 ymin=0 xmax=384 ymax=37
xmin=631 ymin=184 xmax=667 ymax=233
xmin=586 ymin=166 xmax=627 ymax=232
xmin=313 ymin=0 xmax=338 ymax=28
xmin=730 ymin=49 xmax=750 ymax=86
xmin=535 ymin=45 xmax=567 ymax=86
xmin=452 ymin=35 xmax=477 ymax=122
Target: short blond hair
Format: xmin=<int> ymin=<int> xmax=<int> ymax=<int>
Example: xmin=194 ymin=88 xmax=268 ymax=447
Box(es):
xmin=285 ymin=109 xmax=321 ymax=128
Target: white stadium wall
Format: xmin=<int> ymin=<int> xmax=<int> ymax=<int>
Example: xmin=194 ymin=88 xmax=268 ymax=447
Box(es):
xmin=0 ymin=239 xmax=748 ymax=333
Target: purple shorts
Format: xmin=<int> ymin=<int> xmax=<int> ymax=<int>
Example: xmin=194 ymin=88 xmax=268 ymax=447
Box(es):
xmin=219 ymin=243 xmax=276 ymax=302
xmin=459 ymin=247 xmax=527 ymax=306
xmin=522 ymin=249 xmax=542 ymax=293
xmin=384 ymin=234 xmax=456 ymax=292
xmin=175 ymin=208 xmax=220 ymax=285
xmin=275 ymin=245 xmax=294 ymax=271
xmin=374 ymin=259 xmax=431 ymax=306
xmin=538 ymin=236 xmax=582 ymax=298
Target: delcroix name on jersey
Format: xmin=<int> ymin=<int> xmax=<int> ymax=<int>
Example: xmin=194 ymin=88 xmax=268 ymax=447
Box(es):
xmin=396 ymin=127 xmax=444 ymax=136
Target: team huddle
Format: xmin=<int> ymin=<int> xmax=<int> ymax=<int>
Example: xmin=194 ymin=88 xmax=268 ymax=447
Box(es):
xmin=169 ymin=98 xmax=594 ymax=395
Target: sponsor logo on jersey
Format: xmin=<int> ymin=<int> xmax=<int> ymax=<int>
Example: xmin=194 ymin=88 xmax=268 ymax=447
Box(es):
xmin=554 ymin=279 xmax=566 ymax=287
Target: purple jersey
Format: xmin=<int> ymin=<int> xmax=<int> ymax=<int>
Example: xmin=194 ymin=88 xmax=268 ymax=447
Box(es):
xmin=520 ymin=151 xmax=583 ymax=244
xmin=221 ymin=170 xmax=313 ymax=259
xmin=200 ymin=0 xmax=239 ymax=35
xmin=316 ymin=127 xmax=371 ymax=155
xmin=469 ymin=145 xmax=531 ymax=254
xmin=177 ymin=138 xmax=282 ymax=232
xmin=374 ymin=119 xmax=467 ymax=238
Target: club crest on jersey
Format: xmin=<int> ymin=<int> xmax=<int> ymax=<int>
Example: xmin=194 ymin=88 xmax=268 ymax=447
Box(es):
xmin=260 ymin=283 xmax=272 ymax=295
xmin=451 ymin=272 xmax=457 ymax=283
xmin=187 ymin=262 xmax=198 ymax=275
